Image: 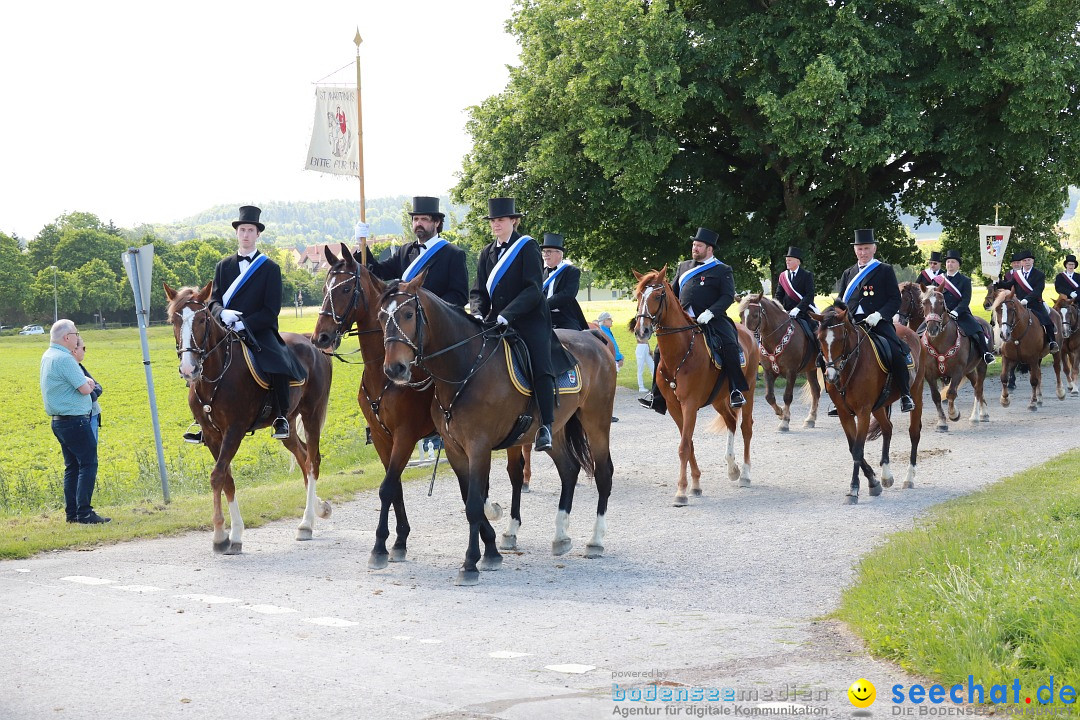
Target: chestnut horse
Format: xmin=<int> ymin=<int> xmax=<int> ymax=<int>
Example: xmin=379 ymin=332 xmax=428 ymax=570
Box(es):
xmin=920 ymin=286 xmax=991 ymax=429
xmin=738 ymin=293 xmax=821 ymax=431
xmin=983 ymin=288 xmax=1065 ymax=409
xmin=1054 ymin=295 xmax=1080 ymax=396
xmin=897 ymin=281 xmax=927 ymax=332
xmin=633 ymin=268 xmax=757 ymax=505
xmin=379 ymin=273 xmax=616 ymax=586
xmin=309 ymin=246 xmax=526 ymax=568
xmin=165 ymin=283 xmax=333 ymax=553
xmin=809 ymin=303 xmax=924 ymax=504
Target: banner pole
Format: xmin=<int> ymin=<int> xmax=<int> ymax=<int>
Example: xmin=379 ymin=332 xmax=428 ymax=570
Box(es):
xmin=354 ymin=28 xmax=367 ymax=265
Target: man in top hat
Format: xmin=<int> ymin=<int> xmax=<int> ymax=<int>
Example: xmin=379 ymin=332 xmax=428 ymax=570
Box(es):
xmin=184 ymin=206 xmax=306 ymax=443
xmin=1054 ymin=254 xmax=1079 ymax=302
xmin=993 ymin=249 xmax=1060 ymax=353
xmin=470 ymin=198 xmax=574 ymax=451
xmin=354 ymin=196 xmax=468 ymax=307
xmin=540 ymin=233 xmax=588 ymax=331
xmin=773 ymin=246 xmax=818 ymax=340
xmin=916 ymin=251 xmax=944 ymax=290
xmin=638 ymin=227 xmax=749 ymax=414
xmin=835 ymin=229 xmax=916 ymax=412
xmin=934 ymin=249 xmax=996 ymax=366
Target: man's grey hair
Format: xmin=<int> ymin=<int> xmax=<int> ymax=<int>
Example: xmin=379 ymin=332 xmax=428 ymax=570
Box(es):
xmin=50 ymin=319 xmax=76 ymax=343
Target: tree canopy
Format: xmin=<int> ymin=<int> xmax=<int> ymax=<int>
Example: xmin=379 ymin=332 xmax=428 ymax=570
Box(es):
xmin=453 ymin=0 xmax=1080 ymax=287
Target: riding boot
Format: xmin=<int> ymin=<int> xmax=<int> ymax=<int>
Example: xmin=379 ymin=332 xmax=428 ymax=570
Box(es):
xmin=533 ymin=374 xmax=555 ymax=451
xmin=1044 ymin=323 xmax=1060 ymax=353
xmin=892 ymin=351 xmax=915 ymax=413
xmin=638 ymin=348 xmax=667 ymax=414
xmin=271 ymin=375 xmax=291 ymax=438
xmin=975 ymin=333 xmax=995 ymax=366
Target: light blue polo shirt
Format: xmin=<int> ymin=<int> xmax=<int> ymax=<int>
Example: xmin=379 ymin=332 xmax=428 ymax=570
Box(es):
xmin=40 ymin=344 xmax=92 ymax=417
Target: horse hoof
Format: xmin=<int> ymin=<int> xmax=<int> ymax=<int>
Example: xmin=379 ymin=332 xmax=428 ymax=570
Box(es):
xmin=1028 ymin=404 xmax=1038 ymax=412
xmin=484 ymin=502 xmax=503 ymax=522
xmin=389 ymin=547 xmax=407 ymax=563
xmin=691 ymin=488 xmax=703 ymax=497
xmin=585 ymin=543 xmax=604 ymax=558
xmin=738 ymin=477 xmax=751 ymax=488
xmin=1057 ymin=390 xmax=1066 ymax=400
xmin=843 ymin=495 xmax=859 ymax=506
xmin=296 ymin=528 xmax=313 ymax=541
xmin=552 ymin=538 xmax=572 ymax=556
xmin=948 ymin=412 xmax=960 ymax=422
xmin=317 ymin=501 xmax=332 ymax=520
xmin=902 ymin=481 xmax=915 ymax=489
xmin=980 ymin=415 xmax=991 ymax=422
xmin=803 ymin=420 xmax=815 ymax=429
xmin=727 ymin=468 xmax=741 ymax=482
xmin=936 ymin=424 xmax=948 ymax=433
xmin=368 ymin=552 xmax=389 ymax=570
xmin=499 ymin=535 xmax=517 ymax=551
xmin=223 ymin=542 xmax=242 ymax=555
xmin=212 ymin=538 xmax=231 ymax=554
xmin=521 ymin=484 xmax=530 ymax=493
xmin=778 ymin=424 xmax=790 ymax=433
xmin=673 ymin=495 xmax=688 ymax=507
xmin=454 ymin=569 xmax=480 ymax=586
xmin=869 ymin=484 xmax=882 ymax=497
xmin=479 ymin=554 xmax=502 ymax=571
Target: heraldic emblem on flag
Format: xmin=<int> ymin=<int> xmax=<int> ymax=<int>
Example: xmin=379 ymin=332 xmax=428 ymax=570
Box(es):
xmin=985 ymin=234 xmax=1004 ymax=257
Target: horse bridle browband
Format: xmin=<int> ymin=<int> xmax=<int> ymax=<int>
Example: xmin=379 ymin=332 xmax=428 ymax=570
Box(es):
xmin=174 ymin=301 xmax=234 ymax=383
xmin=820 ymin=318 xmax=864 ymax=396
xmin=897 ymin=284 xmax=922 ymax=327
xmin=744 ymin=301 xmax=797 ymax=374
xmin=318 ymin=264 xmax=380 ymax=361
xmin=636 ymin=282 xmax=704 ymax=390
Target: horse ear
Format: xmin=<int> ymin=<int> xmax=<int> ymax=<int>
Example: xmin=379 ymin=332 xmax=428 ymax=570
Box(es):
xmin=164 ymin=283 xmax=177 ymax=301
xmin=199 ymin=281 xmax=213 ymax=301
xmin=632 ymin=269 xmax=643 ymax=281
xmin=658 ymin=264 xmax=669 ymax=281
xmin=324 ymin=244 xmax=339 ymax=265
xmin=341 ymin=244 xmax=356 ymax=264
xmin=836 ymin=308 xmax=848 ymax=321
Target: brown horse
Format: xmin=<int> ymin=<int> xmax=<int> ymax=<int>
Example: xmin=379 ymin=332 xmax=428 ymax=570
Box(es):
xmin=809 ymin=302 xmax=924 ymax=504
xmin=920 ymin=286 xmax=991 ymax=429
xmin=165 ymin=282 xmax=333 ymax=553
xmin=379 ymin=273 xmax=616 ymax=586
xmin=738 ymin=293 xmax=821 ymax=431
xmin=897 ymin=281 xmax=927 ymax=331
xmin=1054 ymin=295 xmax=1080 ymax=396
xmin=633 ymin=268 xmax=757 ymax=505
xmin=983 ymin=288 xmax=1066 ymax=409
xmin=309 ymin=246 xmax=525 ymax=568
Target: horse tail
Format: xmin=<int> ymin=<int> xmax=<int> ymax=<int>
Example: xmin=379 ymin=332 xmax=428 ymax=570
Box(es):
xmin=867 ymin=415 xmax=883 ymax=442
xmin=800 ymin=367 xmax=823 ymax=405
xmin=564 ymin=412 xmax=595 ymax=477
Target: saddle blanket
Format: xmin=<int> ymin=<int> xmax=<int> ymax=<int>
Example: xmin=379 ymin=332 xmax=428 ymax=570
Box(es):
xmin=242 ymin=345 xmax=306 ymax=391
xmin=705 ymin=343 xmax=747 ymax=372
xmin=504 ymin=339 xmax=582 ymax=397
xmin=862 ymin=327 xmax=916 ymax=375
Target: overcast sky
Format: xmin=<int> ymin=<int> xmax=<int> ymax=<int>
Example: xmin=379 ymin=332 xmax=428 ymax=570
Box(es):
xmin=0 ymin=0 xmax=519 ymax=239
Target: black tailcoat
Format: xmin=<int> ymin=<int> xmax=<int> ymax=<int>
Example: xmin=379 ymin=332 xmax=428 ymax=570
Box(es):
xmin=936 ymin=273 xmax=985 ymax=339
xmin=367 ymin=237 xmax=469 ymax=307
xmin=774 ymin=267 xmax=816 ymax=318
xmin=837 ymin=261 xmax=905 ymax=349
xmin=544 ymin=263 xmax=588 ymax=331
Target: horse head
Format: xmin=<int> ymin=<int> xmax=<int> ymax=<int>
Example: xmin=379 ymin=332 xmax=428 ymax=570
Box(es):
xmin=165 ymin=281 xmax=218 ymax=382
xmin=1055 ymin=294 xmax=1077 ymax=338
xmin=989 ymin=288 xmax=1019 ymax=341
xmin=921 ymin=286 xmax=948 ymax=338
xmin=632 ymin=266 xmax=670 ymax=341
xmin=737 ymin=293 xmax=766 ymax=334
xmin=982 ymin=284 xmax=1001 ymax=311
xmin=379 ymin=272 xmax=428 ymax=385
xmin=897 ymin=282 xmax=922 ymax=327
xmin=311 ymin=244 xmax=385 ymax=350
xmin=813 ymin=302 xmax=857 ymax=384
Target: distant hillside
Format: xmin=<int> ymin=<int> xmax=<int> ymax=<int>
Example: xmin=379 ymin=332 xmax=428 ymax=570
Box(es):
xmin=133 ymin=196 xmax=471 ymax=247
xmin=900 ymin=186 xmax=1079 ymax=240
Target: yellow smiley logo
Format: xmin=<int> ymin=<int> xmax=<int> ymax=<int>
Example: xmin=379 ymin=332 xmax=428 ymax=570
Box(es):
xmin=848 ymin=678 xmax=876 ymax=708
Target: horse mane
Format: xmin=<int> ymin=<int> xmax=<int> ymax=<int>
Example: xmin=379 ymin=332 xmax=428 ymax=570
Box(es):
xmin=821 ymin=300 xmax=850 ymax=324
xmin=920 ymin=285 xmax=942 ymax=303
xmin=634 ymin=269 xmax=667 ymax=299
xmin=166 ymin=286 xmax=200 ymax=321
xmin=379 ymin=279 xmax=483 ymax=326
xmin=989 ymin=288 xmax=1013 ymax=313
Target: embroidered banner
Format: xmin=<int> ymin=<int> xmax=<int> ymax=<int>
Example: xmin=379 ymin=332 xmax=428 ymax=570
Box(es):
xmin=304 ymin=87 xmax=359 ymax=176
xmin=979 ymin=225 xmax=1012 ymax=278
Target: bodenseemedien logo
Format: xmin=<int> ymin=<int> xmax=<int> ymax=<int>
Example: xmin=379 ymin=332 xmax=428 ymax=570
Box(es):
xmin=848 ymin=678 xmax=877 ymax=708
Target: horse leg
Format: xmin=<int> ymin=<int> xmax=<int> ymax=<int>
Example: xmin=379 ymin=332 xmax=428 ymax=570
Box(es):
xmin=928 ymin=374 xmax=948 ymax=432
xmin=673 ymin=403 xmax=697 ymax=506
xmin=836 ymin=410 xmax=864 ymax=504
xmin=1053 ymin=351 xmax=1066 ymax=400
xmin=945 ymin=373 xmax=962 ymax=422
xmin=549 ymin=439 xmax=581 ymax=557
xmin=870 ymin=407 xmax=892 ymax=493
xmin=581 ymin=413 xmax=613 ymax=559
xmin=764 ymin=370 xmax=782 ymax=419
xmin=722 ymin=408 xmax=740 ymax=483
xmin=279 ymin=433 xmax=320 ymax=542
xmin=1000 ymin=357 xmax=1012 ymax=407
xmin=1029 ymin=362 xmax=1041 ymax=411
xmin=521 ymin=445 xmax=533 ymax=492
xmin=975 ymin=365 xmax=990 ymax=421
xmin=368 ymin=439 xmax=414 ymax=569
xmin=803 ymin=367 xmax=821 ymax=428
xmin=737 ymin=402 xmax=753 ymax=487
xmin=778 ymin=371 xmax=794 ymax=432
xmin=500 ymin=446 xmax=525 ymax=550
xmin=206 ymin=434 xmax=242 ymax=553
xmin=456 ymin=451 xmax=497 ymax=586
xmin=903 ymin=372 xmax=924 ymax=489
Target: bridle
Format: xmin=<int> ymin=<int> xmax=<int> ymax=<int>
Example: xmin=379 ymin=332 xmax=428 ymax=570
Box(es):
xmin=635 ymin=282 xmax=702 ymax=390
xmin=172 ymin=299 xmax=234 ymax=383
xmin=897 ymin=284 xmax=922 ymax=327
xmin=819 ymin=315 xmax=864 ymax=396
xmin=743 ymin=299 xmax=796 ymax=374
xmin=921 ymin=291 xmax=963 ymax=373
xmin=994 ymin=294 xmax=1034 ymax=344
xmin=318 ymin=263 xmax=377 ymax=360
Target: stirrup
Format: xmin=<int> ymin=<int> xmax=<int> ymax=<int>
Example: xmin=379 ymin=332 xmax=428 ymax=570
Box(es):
xmin=983 ymin=352 xmax=995 ymax=365
xmin=1049 ymin=341 xmax=1060 ymax=354
xmin=729 ymin=390 xmax=746 ymax=408
xmin=183 ymin=429 xmax=203 ymax=445
xmin=900 ymin=395 xmax=915 ymax=413
xmin=271 ymin=417 xmax=290 ymax=439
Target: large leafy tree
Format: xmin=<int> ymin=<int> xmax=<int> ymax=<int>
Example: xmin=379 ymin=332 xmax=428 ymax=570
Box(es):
xmin=454 ymin=0 xmax=1080 ymax=288
xmin=0 ymin=233 xmax=33 ymax=323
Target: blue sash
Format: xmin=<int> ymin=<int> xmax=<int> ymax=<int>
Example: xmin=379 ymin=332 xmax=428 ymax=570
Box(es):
xmin=402 ymin=237 xmax=448 ymax=282
xmin=486 ymin=235 xmax=533 ymax=297
xmin=223 ymin=254 xmax=269 ymax=308
xmin=677 ymin=258 xmax=719 ymax=293
xmin=542 ymin=261 xmax=571 ymax=296
xmin=841 ymin=260 xmax=881 ymax=304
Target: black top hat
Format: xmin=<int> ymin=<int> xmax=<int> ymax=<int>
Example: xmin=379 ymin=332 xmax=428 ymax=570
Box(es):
xmin=852 ymin=228 xmax=876 ymax=245
xmin=483 ymin=197 xmax=523 ymax=219
xmin=689 ymin=227 xmax=718 ymax=247
xmin=232 ymin=205 xmax=265 ymax=232
xmin=1014 ymin=249 xmax=1034 ymax=261
xmin=408 ymin=196 xmax=444 ymax=219
xmin=928 ymin=251 xmax=942 ymax=263
xmin=540 ymin=233 xmax=566 ymax=251
xmin=944 ymin=249 xmax=962 ymax=262
xmin=1064 ymin=254 xmax=1077 ymax=268
xmin=784 ymin=246 xmax=803 ymax=260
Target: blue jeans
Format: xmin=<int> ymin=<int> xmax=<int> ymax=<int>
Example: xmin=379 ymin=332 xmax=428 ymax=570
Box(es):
xmin=51 ymin=416 xmax=98 ymax=521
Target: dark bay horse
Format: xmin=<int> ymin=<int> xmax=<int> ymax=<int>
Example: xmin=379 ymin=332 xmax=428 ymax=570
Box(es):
xmin=984 ymin=288 xmax=1066 ymax=409
xmin=920 ymin=286 xmax=991 ymax=429
xmin=738 ymin=293 xmax=820 ymax=431
xmin=379 ymin=273 xmax=616 ymax=586
xmin=1054 ymin=295 xmax=1080 ymax=396
xmin=809 ymin=303 xmax=924 ymax=504
xmin=633 ymin=268 xmax=757 ymax=505
xmin=897 ymin=281 xmax=926 ymax=332
xmin=309 ymin=246 xmax=525 ymax=568
xmin=165 ymin=283 xmax=333 ymax=553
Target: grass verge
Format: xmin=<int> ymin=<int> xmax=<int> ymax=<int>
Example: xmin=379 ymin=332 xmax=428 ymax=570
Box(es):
xmin=838 ymin=447 xmax=1080 ymax=712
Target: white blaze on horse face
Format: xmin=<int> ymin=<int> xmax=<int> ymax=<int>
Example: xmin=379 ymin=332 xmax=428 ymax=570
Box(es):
xmin=179 ymin=307 xmax=197 ymax=378
xmin=823 ymin=327 xmax=838 ymax=382
xmin=1000 ymin=303 xmax=1010 ymax=340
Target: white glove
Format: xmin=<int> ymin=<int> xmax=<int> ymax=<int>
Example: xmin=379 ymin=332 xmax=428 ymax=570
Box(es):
xmin=473 ymin=314 xmax=484 ymax=321
xmin=949 ymin=310 xmax=958 ymax=318
xmin=1020 ymin=299 xmax=1028 ymax=306
xmin=788 ymin=307 xmax=800 ymax=317
xmin=1071 ymin=291 xmax=1077 ymax=299
xmin=220 ymin=309 xmax=242 ymax=327
xmin=697 ymin=309 xmax=715 ymax=325
xmin=353 ymin=221 xmax=371 ymax=241
xmin=496 ymin=315 xmax=509 ymax=326
xmin=232 ymin=320 xmax=246 ymax=332
xmin=865 ymin=311 xmax=882 ymax=327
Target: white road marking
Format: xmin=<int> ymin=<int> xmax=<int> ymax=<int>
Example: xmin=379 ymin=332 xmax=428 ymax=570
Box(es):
xmin=418 ymin=638 xmax=442 ymax=644
xmin=490 ymin=651 xmax=531 ymax=659
xmin=545 ymin=664 xmax=596 ymax=674
xmin=303 ymin=617 xmax=359 ymax=627
xmin=242 ymin=604 xmax=298 ymax=615
xmin=392 ymin=635 xmax=412 ymax=640
xmin=112 ymin=585 xmax=161 ymax=593
xmin=61 ymin=576 xmax=113 ymax=585
xmin=14 ymin=569 xmax=30 ymax=573
xmin=174 ymin=593 xmax=241 ymax=604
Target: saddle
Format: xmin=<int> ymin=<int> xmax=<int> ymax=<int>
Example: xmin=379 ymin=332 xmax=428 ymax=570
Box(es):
xmin=241 ymin=344 xmax=306 ymax=391
xmin=504 ymin=338 xmax=582 ymax=397
xmin=861 ymin=326 xmax=915 ymax=409
xmin=703 ymin=338 xmax=747 ymax=372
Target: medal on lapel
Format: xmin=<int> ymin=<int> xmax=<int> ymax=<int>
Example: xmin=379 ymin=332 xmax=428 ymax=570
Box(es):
xmin=864 ymin=285 xmax=875 ymax=297
xmin=699 ymin=276 xmax=706 ymax=285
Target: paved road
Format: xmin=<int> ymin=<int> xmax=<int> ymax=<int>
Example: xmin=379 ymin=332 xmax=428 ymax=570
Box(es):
xmin=2 ymin=374 xmax=1077 ymax=720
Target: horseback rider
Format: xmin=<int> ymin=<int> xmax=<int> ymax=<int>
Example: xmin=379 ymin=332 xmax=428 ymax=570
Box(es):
xmin=993 ymin=249 xmax=1061 ymax=354
xmin=184 ymin=206 xmax=307 ymax=444
xmin=354 ymin=196 xmax=469 ymax=307
xmin=836 ymin=228 xmax=916 ymax=413
xmin=935 ymin=249 xmax=996 ymax=366
xmin=1054 ymin=253 xmax=1079 ymax=303
xmin=916 ymin=251 xmax=943 ymax=290
xmin=470 ymin=197 xmax=565 ymax=452
xmin=639 ymin=227 xmax=750 ymax=414
xmin=540 ymin=233 xmax=589 ymax=331
xmin=773 ymin=245 xmax=818 ymax=340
